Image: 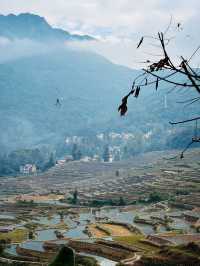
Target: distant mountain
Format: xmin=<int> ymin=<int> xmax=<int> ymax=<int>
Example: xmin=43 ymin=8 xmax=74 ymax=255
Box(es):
xmin=0 ymin=13 xmax=94 ymax=42
xmin=0 ymin=48 xmax=135 ymax=153
xmin=0 ymin=13 xmax=199 ymax=156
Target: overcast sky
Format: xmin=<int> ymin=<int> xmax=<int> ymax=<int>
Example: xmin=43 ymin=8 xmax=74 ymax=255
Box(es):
xmin=0 ymin=0 xmax=200 ymax=68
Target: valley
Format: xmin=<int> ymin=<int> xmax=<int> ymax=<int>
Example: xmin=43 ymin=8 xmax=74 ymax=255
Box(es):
xmin=0 ymin=9 xmax=200 ymax=266
xmin=0 ymin=148 xmax=199 ymax=265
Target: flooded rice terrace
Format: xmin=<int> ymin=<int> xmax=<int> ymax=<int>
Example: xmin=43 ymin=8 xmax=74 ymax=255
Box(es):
xmin=31 ymin=208 xmax=165 ymax=241
xmin=4 ymin=204 xmax=195 ymax=266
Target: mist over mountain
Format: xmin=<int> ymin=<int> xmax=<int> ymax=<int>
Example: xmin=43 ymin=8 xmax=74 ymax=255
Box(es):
xmin=0 ymin=48 xmax=134 ymax=153
xmin=0 ymin=13 xmax=199 ymax=157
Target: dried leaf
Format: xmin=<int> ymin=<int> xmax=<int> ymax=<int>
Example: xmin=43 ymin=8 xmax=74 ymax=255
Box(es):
xmin=118 ymin=103 xmax=127 ymax=116
xmin=118 ymin=94 xmax=129 ymax=116
xmin=137 ymin=37 xmax=144 ymax=49
xmin=156 ymin=78 xmax=159 ymax=90
xmin=135 ymin=86 xmax=140 ymax=98
xmin=131 ymin=82 xmax=135 ymax=90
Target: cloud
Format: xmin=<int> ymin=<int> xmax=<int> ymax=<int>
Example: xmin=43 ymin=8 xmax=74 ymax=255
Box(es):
xmin=0 ymin=0 xmax=199 ymax=37
xmin=0 ymin=0 xmax=200 ymax=67
xmin=0 ymin=38 xmax=55 ymax=63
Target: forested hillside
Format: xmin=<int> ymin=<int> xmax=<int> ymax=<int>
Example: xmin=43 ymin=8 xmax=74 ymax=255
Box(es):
xmin=0 ymin=13 xmax=199 ymax=175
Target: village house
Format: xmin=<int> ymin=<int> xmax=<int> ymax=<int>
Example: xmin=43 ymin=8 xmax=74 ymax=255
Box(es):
xmin=19 ymin=164 xmax=37 ymax=175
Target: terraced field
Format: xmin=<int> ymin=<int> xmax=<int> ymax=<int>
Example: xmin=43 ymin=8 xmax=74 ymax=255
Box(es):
xmin=1 ymin=148 xmax=200 ymax=210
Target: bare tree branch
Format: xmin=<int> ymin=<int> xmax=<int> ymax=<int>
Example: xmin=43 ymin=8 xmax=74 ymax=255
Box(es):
xmin=169 ymin=117 xmax=200 ymax=125
xmin=119 ymin=24 xmax=200 ymax=157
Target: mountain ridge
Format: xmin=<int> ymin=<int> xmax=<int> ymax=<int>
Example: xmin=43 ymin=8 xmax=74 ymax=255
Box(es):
xmin=0 ymin=13 xmax=94 ymax=42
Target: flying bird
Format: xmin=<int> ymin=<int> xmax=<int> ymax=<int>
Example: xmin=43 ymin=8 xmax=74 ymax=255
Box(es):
xmin=55 ymin=98 xmax=61 ymax=107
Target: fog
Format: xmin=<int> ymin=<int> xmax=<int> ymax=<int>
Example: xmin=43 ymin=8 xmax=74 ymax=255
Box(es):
xmin=0 ymin=30 xmax=200 ymax=69
xmin=0 ymin=37 xmax=58 ymax=63
xmin=0 ymin=36 xmax=139 ymax=68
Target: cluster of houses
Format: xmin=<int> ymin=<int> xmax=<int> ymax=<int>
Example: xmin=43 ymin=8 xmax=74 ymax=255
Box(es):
xmin=19 ymin=164 xmax=37 ymax=175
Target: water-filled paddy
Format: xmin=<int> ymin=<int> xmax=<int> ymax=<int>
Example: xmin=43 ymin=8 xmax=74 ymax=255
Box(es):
xmin=21 ymin=241 xmax=44 ymax=252
xmin=32 ymin=207 xmax=193 ymax=241
xmin=6 ymin=206 xmax=193 ymax=266
xmin=79 ymin=252 xmax=116 ymax=266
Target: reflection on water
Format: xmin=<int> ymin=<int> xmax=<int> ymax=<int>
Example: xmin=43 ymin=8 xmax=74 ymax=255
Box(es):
xmin=0 ymin=214 xmax=15 ymax=219
xmin=35 ymin=229 xmax=57 ymax=241
xmin=35 ymin=224 xmax=88 ymax=242
xmin=21 ymin=241 xmax=44 ymax=252
xmin=64 ymin=225 xmax=88 ymax=238
xmin=7 ymin=243 xmax=116 ymax=266
xmin=97 ymin=208 xmax=155 ymax=234
xmin=7 ymin=206 xmax=194 ymax=266
xmin=100 ymin=258 xmax=116 ymax=266
xmin=172 ymin=217 xmax=195 ymax=233
xmin=6 ymin=244 xmax=18 ymax=256
xmin=33 ymin=207 xmax=193 ymax=240
xmin=79 ymin=252 xmax=116 ymax=266
xmin=6 ymin=242 xmax=44 ymax=256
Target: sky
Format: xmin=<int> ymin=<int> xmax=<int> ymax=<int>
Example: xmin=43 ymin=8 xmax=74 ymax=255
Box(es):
xmin=0 ymin=0 xmax=200 ymax=68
